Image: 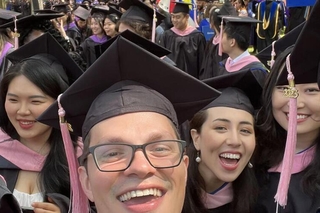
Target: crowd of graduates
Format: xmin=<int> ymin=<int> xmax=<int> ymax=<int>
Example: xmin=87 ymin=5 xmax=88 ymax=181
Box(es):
xmin=0 ymin=0 xmax=319 ymax=213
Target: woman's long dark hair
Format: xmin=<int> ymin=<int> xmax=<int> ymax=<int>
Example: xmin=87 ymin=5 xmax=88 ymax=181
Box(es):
xmin=0 ymin=58 xmax=78 ymax=198
xmin=253 ymin=45 xmax=320 ymax=195
xmin=182 ymin=109 xmax=258 ymax=213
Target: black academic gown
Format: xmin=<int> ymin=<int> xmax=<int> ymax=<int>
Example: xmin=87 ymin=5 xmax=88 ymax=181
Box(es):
xmin=0 ymin=172 xmax=21 ymax=213
xmin=199 ymin=38 xmax=228 ymax=80
xmin=80 ymin=37 xmax=107 ymax=70
xmin=160 ymin=28 xmax=206 ymax=79
xmin=66 ymin=24 xmax=82 ymax=50
xmin=208 ymin=203 xmax=231 ymax=213
xmin=256 ymin=172 xmax=320 ymax=213
xmin=0 ymin=156 xmax=71 ymax=213
xmin=217 ymin=59 xmax=268 ymax=77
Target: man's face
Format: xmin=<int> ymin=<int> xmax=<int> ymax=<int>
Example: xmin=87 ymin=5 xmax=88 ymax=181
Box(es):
xmin=79 ymin=112 xmax=189 ymax=213
xmin=171 ymin=13 xmax=189 ymax=30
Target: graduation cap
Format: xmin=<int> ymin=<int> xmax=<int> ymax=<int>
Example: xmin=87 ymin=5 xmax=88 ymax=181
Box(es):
xmin=276 ymin=0 xmax=320 ymax=86
xmin=256 ymin=21 xmax=305 ymax=69
xmin=218 ymin=16 xmax=262 ymax=55
xmin=0 ymin=13 xmax=64 ymax=29
xmin=90 ymin=5 xmax=122 ymax=17
xmin=33 ymin=9 xmax=63 ymax=14
xmin=52 ymin=3 xmax=72 ymax=13
xmin=119 ymin=0 xmax=165 ymax=26
xmin=203 ymin=69 xmax=267 ymax=114
xmin=0 ymin=9 xmax=21 ymax=26
xmin=217 ymin=0 xmax=237 ymax=16
xmin=95 ymin=29 xmax=170 ymax=58
xmin=73 ymin=5 xmax=90 ymax=20
xmin=76 ymin=3 xmax=92 ymax=10
xmin=172 ymin=2 xmax=192 ymax=14
xmin=38 ymin=35 xmax=220 ymax=138
xmin=108 ymin=1 xmax=120 ymax=10
xmin=6 ymin=33 xmax=83 ymax=85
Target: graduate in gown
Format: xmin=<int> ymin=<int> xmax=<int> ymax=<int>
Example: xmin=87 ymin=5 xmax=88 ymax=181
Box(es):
xmin=0 ymin=33 xmax=85 ymax=213
xmin=199 ymin=0 xmax=237 ymax=80
xmin=217 ymin=16 xmax=268 ymax=77
xmin=53 ymin=3 xmax=82 ymax=50
xmin=0 ymin=9 xmax=20 ymax=79
xmin=160 ymin=2 xmax=206 ymax=79
xmin=80 ymin=6 xmax=109 ymax=69
xmin=73 ymin=5 xmax=92 ymax=43
xmin=182 ymin=69 xmax=266 ymax=213
xmin=254 ymin=2 xmax=320 ymax=212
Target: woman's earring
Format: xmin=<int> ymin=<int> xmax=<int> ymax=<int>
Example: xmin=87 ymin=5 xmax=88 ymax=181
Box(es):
xmin=248 ymin=162 xmax=253 ymax=168
xmin=195 ymin=151 xmax=201 ymax=163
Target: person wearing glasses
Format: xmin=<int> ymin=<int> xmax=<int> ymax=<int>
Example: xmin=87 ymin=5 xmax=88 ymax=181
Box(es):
xmin=38 ymin=33 xmax=220 ymax=213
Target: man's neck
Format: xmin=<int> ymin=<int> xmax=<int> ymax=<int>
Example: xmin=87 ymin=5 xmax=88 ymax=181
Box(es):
xmin=228 ymin=49 xmax=245 ymax=60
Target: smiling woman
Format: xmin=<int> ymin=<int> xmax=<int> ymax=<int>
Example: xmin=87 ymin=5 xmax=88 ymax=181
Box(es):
xmin=183 ymin=68 xmax=267 ymax=213
xmin=0 ymin=33 xmax=84 ymax=213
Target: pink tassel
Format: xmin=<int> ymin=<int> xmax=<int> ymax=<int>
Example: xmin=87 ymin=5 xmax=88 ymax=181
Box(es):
xmin=270 ymin=41 xmax=276 ymax=68
xmin=218 ymin=18 xmax=224 ymax=56
xmin=57 ymin=94 xmax=89 ymax=213
xmin=151 ymin=5 xmax=157 ymax=43
xmin=14 ymin=16 xmax=19 ymax=50
xmin=274 ymin=54 xmax=298 ymax=208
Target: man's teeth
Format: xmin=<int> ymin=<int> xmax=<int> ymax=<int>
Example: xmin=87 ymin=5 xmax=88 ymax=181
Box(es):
xmin=219 ymin=153 xmax=240 ymax=160
xmin=119 ymin=188 xmax=163 ymax=202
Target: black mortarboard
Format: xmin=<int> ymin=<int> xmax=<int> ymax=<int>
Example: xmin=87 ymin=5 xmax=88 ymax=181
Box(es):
xmin=256 ymin=21 xmax=305 ymax=69
xmin=6 ymin=33 xmax=83 ymax=85
xmin=0 ymin=13 xmax=64 ymax=29
xmin=0 ymin=9 xmax=21 ymax=26
xmin=203 ymin=69 xmax=267 ymax=114
xmin=276 ymin=0 xmax=320 ymax=86
xmin=33 ymin=9 xmax=62 ymax=14
xmin=73 ymin=5 xmax=90 ymax=20
xmin=38 ymin=35 xmax=220 ymax=138
xmin=76 ymin=3 xmax=91 ymax=10
xmin=52 ymin=3 xmax=72 ymax=13
xmin=217 ymin=0 xmax=237 ymax=16
xmin=108 ymin=1 xmax=120 ymax=10
xmin=219 ymin=16 xmax=262 ymax=48
xmin=172 ymin=2 xmax=192 ymax=14
xmin=95 ymin=29 xmax=170 ymax=58
xmin=119 ymin=0 xmax=165 ymax=26
xmin=90 ymin=5 xmax=122 ymax=17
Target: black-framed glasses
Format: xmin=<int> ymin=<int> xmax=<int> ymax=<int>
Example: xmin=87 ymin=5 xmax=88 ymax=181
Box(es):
xmin=88 ymin=140 xmax=187 ymax=172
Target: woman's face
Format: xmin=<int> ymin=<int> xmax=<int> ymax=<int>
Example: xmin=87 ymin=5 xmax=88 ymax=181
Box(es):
xmin=103 ymin=18 xmax=117 ymax=37
xmin=191 ymin=107 xmax=255 ymax=192
xmin=91 ymin=18 xmax=104 ymax=36
xmin=5 ymin=75 xmax=54 ymax=144
xmin=272 ymin=83 xmax=320 ymax=150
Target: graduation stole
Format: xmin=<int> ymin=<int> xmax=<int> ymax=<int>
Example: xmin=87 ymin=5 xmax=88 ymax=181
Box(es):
xmin=256 ymin=1 xmax=280 ymax=39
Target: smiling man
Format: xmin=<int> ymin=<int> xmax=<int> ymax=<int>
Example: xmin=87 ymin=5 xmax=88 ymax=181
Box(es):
xmin=38 ymin=33 xmax=220 ymax=213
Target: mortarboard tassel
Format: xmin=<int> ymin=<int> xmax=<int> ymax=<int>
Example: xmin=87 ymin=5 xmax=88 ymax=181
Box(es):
xmin=270 ymin=41 xmax=276 ymax=68
xmin=193 ymin=2 xmax=199 ymax=28
xmin=218 ymin=18 xmax=223 ymax=56
xmin=13 ymin=16 xmax=19 ymax=50
xmin=57 ymin=94 xmax=89 ymax=213
xmin=274 ymin=54 xmax=298 ymax=210
xmin=151 ymin=4 xmax=157 ymax=43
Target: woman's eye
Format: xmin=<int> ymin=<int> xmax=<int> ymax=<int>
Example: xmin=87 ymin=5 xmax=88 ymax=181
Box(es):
xmin=275 ymin=86 xmax=289 ymax=91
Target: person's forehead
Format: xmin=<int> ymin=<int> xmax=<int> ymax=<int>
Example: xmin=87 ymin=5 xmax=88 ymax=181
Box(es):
xmin=88 ymin=112 xmax=178 ymax=145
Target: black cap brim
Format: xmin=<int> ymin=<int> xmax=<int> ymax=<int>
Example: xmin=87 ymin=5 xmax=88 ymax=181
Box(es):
xmin=277 ymin=0 xmax=320 ymax=85
xmin=256 ymin=21 xmax=305 ymax=69
xmin=6 ymin=33 xmax=83 ymax=84
xmin=94 ymin=29 xmax=171 ymax=58
xmin=119 ymin=0 xmax=165 ymax=26
xmin=0 ymin=14 xmax=64 ymax=29
xmin=203 ymin=69 xmax=267 ymax=109
xmin=38 ymin=36 xmax=220 ymax=136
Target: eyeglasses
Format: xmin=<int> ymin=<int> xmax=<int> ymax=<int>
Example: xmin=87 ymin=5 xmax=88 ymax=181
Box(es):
xmin=88 ymin=140 xmax=187 ymax=172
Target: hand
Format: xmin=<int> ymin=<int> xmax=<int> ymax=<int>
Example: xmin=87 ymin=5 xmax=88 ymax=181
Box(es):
xmin=32 ymin=197 xmax=61 ymax=213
